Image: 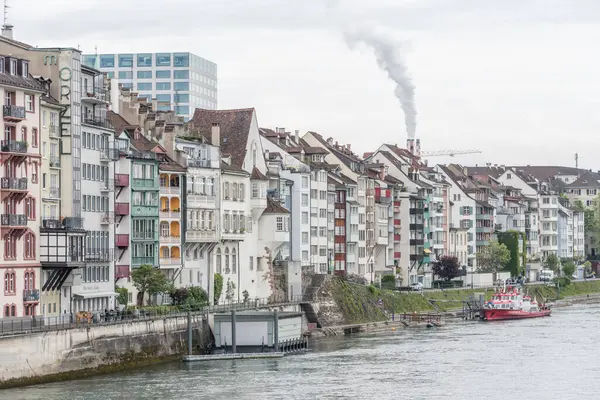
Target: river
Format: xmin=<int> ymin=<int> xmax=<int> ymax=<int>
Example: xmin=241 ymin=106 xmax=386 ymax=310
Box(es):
xmin=5 ymin=304 xmax=600 ymax=399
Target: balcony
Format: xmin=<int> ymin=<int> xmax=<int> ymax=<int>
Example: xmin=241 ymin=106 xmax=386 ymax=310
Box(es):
xmin=394 ymin=234 xmax=401 ymax=242
xmin=377 ymin=236 xmax=388 ymax=246
xmin=409 ymin=208 xmax=424 ymax=215
xmin=1 ymin=214 xmax=27 ymax=227
xmin=3 ymin=105 xmax=25 ymax=122
xmin=187 ymin=193 xmax=217 ymax=208
xmin=115 ymin=234 xmax=129 ymax=247
xmin=100 ymin=148 xmax=120 ymax=162
xmin=476 ymin=214 xmax=493 ymax=220
xmin=410 ymin=239 xmax=425 ymax=246
xmin=132 ymin=231 xmax=159 ymax=241
xmin=114 ymin=202 xmax=129 ymax=216
xmin=132 ymin=257 xmax=158 ymax=267
xmin=476 ymin=240 xmax=490 ymax=246
xmin=101 ymin=212 xmax=113 ymax=224
xmin=394 ymin=219 xmax=401 ymax=228
xmin=375 ymin=188 xmax=392 ymax=204
xmin=63 ymin=217 xmax=84 ymax=229
xmin=100 ymin=179 xmax=114 ymax=192
xmin=49 ymin=156 xmax=61 ymax=168
xmin=186 ymin=229 xmax=218 ymax=242
xmin=1 ymin=140 xmax=27 ymax=154
xmin=82 ymin=87 xmax=109 ymax=104
xmin=159 ymin=257 xmax=182 ymax=266
xmin=131 ymin=205 xmax=158 ymax=217
xmin=394 ymin=251 xmax=401 ymax=259
xmin=83 ymin=116 xmax=113 ymax=130
xmin=160 ymin=235 xmax=181 ymax=244
xmin=23 ymin=289 xmax=40 ymax=303
xmin=159 ymin=209 xmax=181 ymax=219
xmin=49 ymin=124 xmax=59 ymax=138
xmin=115 ymin=173 xmax=130 ymax=187
xmin=42 ymin=219 xmax=62 ymax=229
xmin=160 ymin=185 xmax=181 ymax=195
xmin=1 ymin=177 xmax=28 ymax=201
xmin=86 ymin=249 xmax=115 ymax=262
xmin=476 ymin=226 xmax=493 ymax=233
xmin=115 ymin=265 xmax=130 ymax=280
xmin=409 ymin=223 xmax=424 ymax=231
xmin=132 ymin=178 xmax=158 ymax=190
xmin=130 ymin=150 xmax=157 ymax=161
xmin=187 ymin=159 xmax=212 ymax=168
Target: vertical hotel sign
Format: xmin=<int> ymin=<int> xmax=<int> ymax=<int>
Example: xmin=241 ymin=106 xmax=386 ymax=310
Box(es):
xmin=45 ymin=53 xmax=72 ymax=136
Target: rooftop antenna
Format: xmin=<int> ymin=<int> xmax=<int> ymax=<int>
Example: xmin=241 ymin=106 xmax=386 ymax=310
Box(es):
xmin=3 ymin=0 xmax=8 ymax=28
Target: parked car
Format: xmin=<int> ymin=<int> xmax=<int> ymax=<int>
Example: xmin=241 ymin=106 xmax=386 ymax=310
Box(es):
xmin=410 ymin=282 xmax=423 ymax=291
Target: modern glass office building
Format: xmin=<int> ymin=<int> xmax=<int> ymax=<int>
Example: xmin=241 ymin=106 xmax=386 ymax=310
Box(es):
xmin=82 ymin=52 xmax=217 ymax=120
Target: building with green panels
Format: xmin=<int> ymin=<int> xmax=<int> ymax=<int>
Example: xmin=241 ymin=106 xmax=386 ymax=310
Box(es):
xmin=130 ymin=151 xmax=160 ymax=268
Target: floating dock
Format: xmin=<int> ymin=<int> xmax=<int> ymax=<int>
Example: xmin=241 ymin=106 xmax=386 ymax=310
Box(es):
xmin=183 ymin=352 xmax=285 ymax=362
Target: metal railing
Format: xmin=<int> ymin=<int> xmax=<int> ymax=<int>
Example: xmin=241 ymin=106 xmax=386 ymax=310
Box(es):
xmin=1 ymin=214 xmax=27 ymax=226
xmin=0 ymin=177 xmax=27 ymax=190
xmin=49 ymin=156 xmax=61 ymax=168
xmin=0 ymin=140 xmax=27 ymax=153
xmin=83 ymin=117 xmax=113 ymax=129
xmin=49 ymin=124 xmax=59 ymax=137
xmin=3 ymin=105 xmax=25 ymax=119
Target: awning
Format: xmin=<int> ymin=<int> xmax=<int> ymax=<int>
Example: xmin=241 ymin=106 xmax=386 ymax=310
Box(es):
xmin=73 ymin=291 xmax=118 ymax=299
xmin=423 ymin=248 xmax=432 ymax=254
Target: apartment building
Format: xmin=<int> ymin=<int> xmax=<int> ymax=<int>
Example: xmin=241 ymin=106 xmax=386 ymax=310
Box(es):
xmin=0 ymin=55 xmax=43 ymax=319
xmin=158 ymin=159 xmax=185 ymax=280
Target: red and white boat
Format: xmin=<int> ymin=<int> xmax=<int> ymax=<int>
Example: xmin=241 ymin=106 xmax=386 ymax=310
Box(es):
xmin=480 ymin=285 xmax=551 ymax=321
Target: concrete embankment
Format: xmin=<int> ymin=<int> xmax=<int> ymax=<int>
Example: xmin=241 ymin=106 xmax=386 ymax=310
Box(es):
xmin=0 ymin=314 xmax=208 ymax=389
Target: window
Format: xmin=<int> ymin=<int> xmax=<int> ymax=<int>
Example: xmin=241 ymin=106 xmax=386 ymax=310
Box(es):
xmin=302 ymin=176 xmax=309 ymax=188
xmin=302 ymin=194 xmax=309 ymax=206
xmin=156 ymin=70 xmax=171 ymax=79
xmin=156 ymin=82 xmax=171 ymax=91
xmin=25 ymin=94 xmax=34 ymax=112
xmin=175 ymin=106 xmax=189 ymax=115
xmin=302 ymin=232 xmax=309 ymax=244
xmin=137 ymin=70 xmax=152 ymax=79
xmin=174 ymin=70 xmax=189 ymax=79
xmin=118 ymin=54 xmax=133 ymax=67
xmin=137 ymin=53 xmax=152 ymax=67
xmin=276 ymin=217 xmax=284 ymax=231
xmin=32 ymin=162 xmax=39 ymax=183
xmin=156 ymin=53 xmax=171 ymax=66
xmin=118 ymin=71 xmax=133 ymax=79
xmin=32 ymin=128 xmax=38 ymax=147
xmin=22 ymin=61 xmax=29 ymax=77
xmin=3 ymin=270 xmax=15 ymax=294
xmin=173 ymin=53 xmax=190 ymax=67
xmin=156 ymin=94 xmax=171 ymax=102
xmin=137 ymin=82 xmax=152 ymax=91
xmin=174 ymin=93 xmax=189 ymax=103
xmin=99 ymin=54 xmax=115 ymax=68
xmin=302 ymin=212 xmax=308 ymax=224
xmin=24 ymin=233 xmax=36 ymax=259
xmin=25 ymin=197 xmax=35 ymax=219
xmin=174 ymin=82 xmax=189 ymax=91
xmin=10 ymin=59 xmax=16 ymax=74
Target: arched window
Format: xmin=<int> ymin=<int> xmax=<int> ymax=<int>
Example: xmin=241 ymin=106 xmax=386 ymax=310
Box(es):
xmin=224 ymin=247 xmax=230 ymax=274
xmin=3 ymin=305 xmax=9 ymax=317
xmin=10 ymin=304 xmax=16 ymax=316
xmin=232 ymin=248 xmax=237 ymax=274
xmin=160 ymin=221 xmax=170 ymax=237
xmin=216 ymin=248 xmax=222 ymax=274
xmin=24 ymin=272 xmax=30 ymax=291
xmin=161 ymin=247 xmax=169 ymax=259
xmin=252 ymin=142 xmax=257 ymax=167
xmin=4 ymin=271 xmax=15 ymax=294
xmin=24 ymin=233 xmax=36 ymax=259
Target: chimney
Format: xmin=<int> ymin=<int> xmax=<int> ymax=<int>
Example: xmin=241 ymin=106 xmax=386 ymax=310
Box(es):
xmin=211 ymin=123 xmax=220 ymax=146
xmin=335 ymin=141 xmax=338 ymax=147
xmin=346 ymin=144 xmax=351 ymax=151
xmin=326 ymin=137 xmax=333 ymax=145
xmin=463 ymin=166 xmax=468 ymax=176
xmin=294 ymin=130 xmax=299 ymax=144
xmin=379 ymin=165 xmax=385 ymax=180
xmin=2 ymin=24 xmax=14 ymax=40
xmin=264 ymin=149 xmax=270 ymax=160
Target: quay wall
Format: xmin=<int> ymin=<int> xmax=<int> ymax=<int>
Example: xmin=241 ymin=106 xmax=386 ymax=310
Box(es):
xmin=0 ymin=314 xmax=207 ymax=389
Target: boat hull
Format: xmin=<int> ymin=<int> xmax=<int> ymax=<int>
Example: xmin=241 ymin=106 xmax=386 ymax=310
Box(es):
xmin=480 ymin=309 xmax=551 ymax=321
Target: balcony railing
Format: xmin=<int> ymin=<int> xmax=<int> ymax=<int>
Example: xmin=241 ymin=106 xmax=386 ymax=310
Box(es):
xmin=115 ymin=234 xmax=129 ymax=247
xmin=86 ymin=249 xmax=115 ymax=262
xmin=393 ymin=219 xmax=401 ymax=227
xmin=159 ymin=257 xmax=182 ymax=266
xmin=63 ymin=217 xmax=84 ymax=229
xmin=3 ymin=105 xmax=25 ymax=120
xmin=160 ymin=235 xmax=181 ymax=244
xmin=49 ymin=156 xmax=61 ymax=168
xmin=132 ymin=231 xmax=158 ymax=241
xmin=394 ymin=251 xmax=401 ymax=259
xmin=83 ymin=117 xmax=113 ymax=129
xmin=1 ymin=140 xmax=27 ymax=153
xmin=42 ymin=219 xmax=62 ymax=229
xmin=129 ymin=150 xmax=157 ymax=160
xmin=159 ymin=209 xmax=181 ymax=219
xmin=115 ymin=174 xmax=130 ymax=187
xmin=114 ymin=202 xmax=129 ymax=216
xmin=159 ymin=185 xmax=181 ymax=194
xmin=1 ymin=177 xmax=27 ymax=191
xmin=23 ymin=289 xmax=40 ymax=302
xmin=100 ymin=148 xmax=120 ymax=162
xmin=132 ymin=257 xmax=157 ymax=267
xmin=101 ymin=212 xmax=113 ymax=224
xmin=115 ymin=265 xmax=130 ymax=279
xmin=82 ymin=87 xmax=108 ymax=102
xmin=187 ymin=159 xmax=211 ymax=168
xmin=49 ymin=124 xmax=59 ymax=137
xmin=49 ymin=187 xmax=60 ymax=198
xmin=1 ymin=214 xmax=27 ymax=226
xmin=132 ymin=178 xmax=158 ymax=188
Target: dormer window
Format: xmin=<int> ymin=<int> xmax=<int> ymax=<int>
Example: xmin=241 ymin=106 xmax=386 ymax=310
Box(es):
xmin=22 ymin=61 xmax=28 ymax=77
xmin=10 ymin=59 xmax=16 ymax=75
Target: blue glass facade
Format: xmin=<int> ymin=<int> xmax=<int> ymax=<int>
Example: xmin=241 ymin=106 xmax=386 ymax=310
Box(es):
xmin=82 ymin=51 xmax=217 ymax=120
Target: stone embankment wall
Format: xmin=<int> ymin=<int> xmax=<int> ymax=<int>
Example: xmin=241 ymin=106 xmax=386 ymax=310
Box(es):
xmin=0 ymin=314 xmax=208 ymax=389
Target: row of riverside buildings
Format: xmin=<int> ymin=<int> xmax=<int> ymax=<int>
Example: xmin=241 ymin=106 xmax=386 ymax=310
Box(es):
xmin=0 ymin=31 xmax=594 ymax=323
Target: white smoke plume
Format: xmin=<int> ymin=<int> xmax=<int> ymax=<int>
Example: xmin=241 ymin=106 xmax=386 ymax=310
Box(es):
xmin=344 ymin=27 xmax=417 ymax=139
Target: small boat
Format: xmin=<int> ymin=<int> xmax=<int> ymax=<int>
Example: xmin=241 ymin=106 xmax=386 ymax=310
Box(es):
xmin=480 ymin=285 xmax=552 ymax=321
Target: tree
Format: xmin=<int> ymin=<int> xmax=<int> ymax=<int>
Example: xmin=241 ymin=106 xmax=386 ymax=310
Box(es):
xmin=131 ymin=264 xmax=170 ymax=306
xmin=188 ymin=286 xmax=209 ymax=306
xmin=562 ymin=260 xmax=576 ymax=278
xmin=432 ymin=256 xmax=461 ymax=282
xmin=497 ymin=231 xmax=520 ymax=276
xmin=116 ymin=286 xmax=128 ymax=307
xmin=543 ymin=253 xmax=560 ymax=273
xmin=213 ymin=273 xmax=224 ymax=304
xmin=476 ymin=241 xmax=511 ymax=273
xmin=225 ymin=278 xmax=236 ymax=302
xmin=169 ymin=287 xmax=190 ymax=305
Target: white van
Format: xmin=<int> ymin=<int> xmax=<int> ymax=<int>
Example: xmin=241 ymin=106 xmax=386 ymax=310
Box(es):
xmin=539 ymin=269 xmax=555 ymax=282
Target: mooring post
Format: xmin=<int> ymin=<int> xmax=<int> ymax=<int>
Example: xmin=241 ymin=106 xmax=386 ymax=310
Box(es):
xmin=274 ymin=310 xmax=279 ymax=352
xmin=187 ymin=310 xmax=193 ymax=355
xmin=231 ymin=310 xmax=237 ymax=354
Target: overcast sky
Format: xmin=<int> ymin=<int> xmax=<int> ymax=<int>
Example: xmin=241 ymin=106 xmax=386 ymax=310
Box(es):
xmin=12 ymin=0 xmax=600 ymax=169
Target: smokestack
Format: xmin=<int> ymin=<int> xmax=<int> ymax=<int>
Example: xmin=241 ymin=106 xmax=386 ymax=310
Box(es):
xmin=211 ymin=123 xmax=220 ymax=146
xmin=415 ymin=139 xmax=421 ymax=157
xmin=2 ymin=24 xmax=14 ymax=40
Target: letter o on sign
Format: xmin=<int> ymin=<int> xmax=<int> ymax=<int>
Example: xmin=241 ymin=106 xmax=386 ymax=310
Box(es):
xmin=59 ymin=67 xmax=72 ymax=82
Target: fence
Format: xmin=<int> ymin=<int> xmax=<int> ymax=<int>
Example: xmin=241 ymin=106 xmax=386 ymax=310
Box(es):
xmin=0 ymin=295 xmax=307 ymax=337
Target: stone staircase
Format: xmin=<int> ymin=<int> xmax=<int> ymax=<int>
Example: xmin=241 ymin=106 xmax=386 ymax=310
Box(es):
xmin=300 ymin=274 xmax=329 ymax=328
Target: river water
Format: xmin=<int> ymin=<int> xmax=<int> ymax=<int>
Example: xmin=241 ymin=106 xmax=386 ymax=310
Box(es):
xmin=5 ymin=304 xmax=600 ymax=400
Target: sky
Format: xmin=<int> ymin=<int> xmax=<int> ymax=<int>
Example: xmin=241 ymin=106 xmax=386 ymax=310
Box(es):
xmin=10 ymin=0 xmax=600 ymax=169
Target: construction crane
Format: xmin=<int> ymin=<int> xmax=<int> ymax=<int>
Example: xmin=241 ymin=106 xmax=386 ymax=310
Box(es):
xmin=420 ymin=149 xmax=482 ymax=158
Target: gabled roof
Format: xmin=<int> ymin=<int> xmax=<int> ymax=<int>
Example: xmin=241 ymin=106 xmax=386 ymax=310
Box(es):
xmin=509 ymin=166 xmax=588 ymax=182
xmin=190 ymin=108 xmax=255 ymax=169
xmin=465 ymin=166 xmax=505 ymax=179
xmin=263 ymin=197 xmax=289 ymax=214
xmin=250 ymin=166 xmax=268 ymax=180
xmin=0 ymin=68 xmax=46 ymax=92
xmin=567 ymin=172 xmax=600 ymax=188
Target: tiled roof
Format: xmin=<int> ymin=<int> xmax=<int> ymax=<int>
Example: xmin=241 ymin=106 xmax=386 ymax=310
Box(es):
xmin=41 ymin=94 xmax=61 ymax=106
xmin=221 ymin=161 xmax=248 ymax=175
xmin=108 ymin=111 xmax=139 ymax=134
xmin=338 ymin=173 xmax=357 ymax=184
xmin=566 ymin=172 xmax=600 ymax=188
xmin=190 ymin=108 xmax=255 ymax=169
xmin=384 ymin=175 xmax=404 ymax=185
xmin=0 ymin=70 xmax=45 ymax=92
xmin=509 ymin=166 xmax=588 ymax=182
xmin=465 ymin=166 xmax=505 ymax=178
xmin=263 ymin=197 xmax=289 ymax=214
xmin=250 ymin=166 xmax=268 ymax=180
xmin=160 ymin=162 xmax=186 ymax=172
